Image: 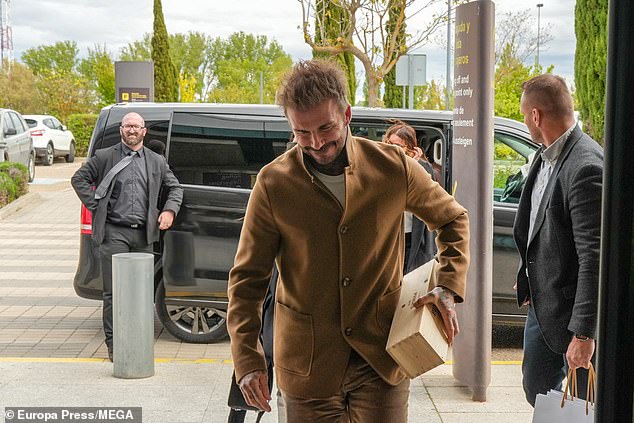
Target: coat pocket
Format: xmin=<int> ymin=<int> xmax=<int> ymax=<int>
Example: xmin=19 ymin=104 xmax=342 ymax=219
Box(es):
xmin=377 ymin=285 xmax=402 ymax=333
xmin=274 ymin=302 xmax=314 ymax=377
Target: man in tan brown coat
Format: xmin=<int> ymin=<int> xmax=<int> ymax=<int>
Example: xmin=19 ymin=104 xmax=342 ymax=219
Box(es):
xmin=227 ymin=59 xmax=470 ymax=422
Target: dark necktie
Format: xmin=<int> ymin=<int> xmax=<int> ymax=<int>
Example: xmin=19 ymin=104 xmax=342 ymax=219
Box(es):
xmin=94 ymin=151 xmax=137 ymax=200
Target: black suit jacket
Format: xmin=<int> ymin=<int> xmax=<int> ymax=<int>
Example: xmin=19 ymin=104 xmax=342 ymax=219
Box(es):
xmin=513 ymin=125 xmax=603 ymax=353
xmin=71 ymin=142 xmax=183 ymax=245
xmin=406 ymin=160 xmax=438 ymax=273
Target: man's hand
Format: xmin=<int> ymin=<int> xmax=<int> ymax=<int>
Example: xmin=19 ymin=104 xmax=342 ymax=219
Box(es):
xmin=513 ymin=282 xmax=531 ymax=305
xmin=238 ymin=370 xmax=271 ymax=412
xmin=566 ymin=337 xmax=595 ymax=370
xmin=413 ymin=286 xmax=459 ymax=344
xmin=158 ymin=210 xmax=175 ymax=230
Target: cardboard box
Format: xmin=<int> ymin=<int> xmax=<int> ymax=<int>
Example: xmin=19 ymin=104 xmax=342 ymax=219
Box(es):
xmin=386 ymin=259 xmax=450 ymax=378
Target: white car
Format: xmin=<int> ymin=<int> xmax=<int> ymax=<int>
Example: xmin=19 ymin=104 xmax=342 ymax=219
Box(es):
xmin=24 ymin=115 xmax=76 ymax=165
xmin=0 ymin=108 xmax=36 ymax=181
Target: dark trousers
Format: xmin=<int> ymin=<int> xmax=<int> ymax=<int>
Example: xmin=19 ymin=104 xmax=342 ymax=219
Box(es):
xmin=522 ymin=305 xmax=592 ymax=406
xmin=99 ymin=223 xmax=152 ymax=349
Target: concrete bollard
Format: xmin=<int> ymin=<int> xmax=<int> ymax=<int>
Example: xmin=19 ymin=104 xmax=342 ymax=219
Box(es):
xmin=112 ymin=252 xmax=155 ymax=379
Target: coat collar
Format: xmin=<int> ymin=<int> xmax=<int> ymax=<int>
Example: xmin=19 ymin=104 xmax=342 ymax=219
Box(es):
xmin=294 ymin=127 xmax=357 ymax=179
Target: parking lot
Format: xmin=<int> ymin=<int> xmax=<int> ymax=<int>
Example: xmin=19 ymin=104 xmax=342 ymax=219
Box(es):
xmin=0 ymin=159 xmax=524 ymax=362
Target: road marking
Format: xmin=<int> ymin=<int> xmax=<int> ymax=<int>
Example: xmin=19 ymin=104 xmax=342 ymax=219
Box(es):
xmin=0 ymin=272 xmax=75 ymax=280
xmin=0 ymin=357 xmax=523 ymax=365
xmin=0 ymin=357 xmax=235 ymax=364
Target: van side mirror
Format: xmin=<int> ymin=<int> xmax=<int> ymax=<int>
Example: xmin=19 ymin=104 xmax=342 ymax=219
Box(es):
xmin=4 ymin=128 xmax=17 ymax=137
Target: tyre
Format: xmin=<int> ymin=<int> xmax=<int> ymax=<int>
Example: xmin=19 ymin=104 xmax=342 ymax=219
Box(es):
xmin=65 ymin=142 xmax=75 ymax=163
xmin=27 ymin=152 xmax=35 ymax=182
xmin=43 ymin=143 xmax=54 ymax=166
xmin=155 ymin=280 xmax=228 ymax=343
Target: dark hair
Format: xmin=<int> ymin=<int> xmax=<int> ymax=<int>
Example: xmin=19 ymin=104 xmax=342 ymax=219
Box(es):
xmin=276 ymin=59 xmax=349 ymax=114
xmin=521 ymin=74 xmax=574 ymax=118
xmin=145 ymin=139 xmax=166 ymax=156
xmin=384 ymin=120 xmax=428 ymax=161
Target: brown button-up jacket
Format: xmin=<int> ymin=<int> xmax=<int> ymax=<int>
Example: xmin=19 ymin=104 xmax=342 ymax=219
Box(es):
xmin=228 ymin=134 xmax=470 ymax=398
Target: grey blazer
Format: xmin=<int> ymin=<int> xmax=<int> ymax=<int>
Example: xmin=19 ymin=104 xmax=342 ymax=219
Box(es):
xmin=513 ymin=125 xmax=603 ymax=354
xmin=71 ymin=142 xmax=183 ymax=246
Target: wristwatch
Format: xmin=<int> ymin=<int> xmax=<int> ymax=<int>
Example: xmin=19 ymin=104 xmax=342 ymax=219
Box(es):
xmin=575 ymin=334 xmax=591 ymax=342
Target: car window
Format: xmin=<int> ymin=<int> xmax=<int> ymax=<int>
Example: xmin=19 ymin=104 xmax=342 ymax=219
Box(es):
xmin=43 ymin=119 xmax=56 ymax=130
xmin=494 ymin=131 xmax=537 ymax=204
xmin=25 ymin=119 xmax=38 ymax=128
xmin=168 ymin=112 xmax=286 ymax=189
xmin=3 ymin=113 xmax=14 ymax=133
xmin=52 ymin=117 xmax=63 ymax=130
xmin=8 ymin=113 xmax=26 ymax=134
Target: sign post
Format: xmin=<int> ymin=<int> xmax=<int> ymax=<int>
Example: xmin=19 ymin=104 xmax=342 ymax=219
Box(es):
xmin=395 ymin=54 xmax=426 ymax=109
xmin=115 ymin=61 xmax=154 ymax=103
xmin=450 ymin=0 xmax=495 ymax=402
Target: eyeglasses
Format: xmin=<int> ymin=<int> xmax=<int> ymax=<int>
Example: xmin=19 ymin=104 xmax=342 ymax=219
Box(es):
xmin=121 ymin=124 xmax=145 ymax=131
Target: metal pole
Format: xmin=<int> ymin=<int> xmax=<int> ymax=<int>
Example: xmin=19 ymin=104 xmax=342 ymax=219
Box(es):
xmin=536 ymin=3 xmax=543 ymax=68
xmin=112 ymin=252 xmax=155 ymax=379
xmin=446 ymin=0 xmax=452 ymax=110
xmin=408 ymin=55 xmax=414 ymax=109
xmin=402 ymin=85 xmax=406 ymax=109
xmin=596 ymin=0 xmax=634 ymax=420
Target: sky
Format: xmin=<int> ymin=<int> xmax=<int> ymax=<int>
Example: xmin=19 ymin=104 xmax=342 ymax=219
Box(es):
xmin=7 ymin=0 xmax=577 ymax=94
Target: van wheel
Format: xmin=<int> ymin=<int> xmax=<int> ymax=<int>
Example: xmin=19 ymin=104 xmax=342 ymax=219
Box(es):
xmin=65 ymin=142 xmax=75 ymax=163
xmin=155 ymin=280 xmax=228 ymax=343
xmin=43 ymin=143 xmax=54 ymax=166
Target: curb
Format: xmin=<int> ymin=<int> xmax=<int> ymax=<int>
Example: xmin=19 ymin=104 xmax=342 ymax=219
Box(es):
xmin=0 ymin=191 xmax=43 ymax=221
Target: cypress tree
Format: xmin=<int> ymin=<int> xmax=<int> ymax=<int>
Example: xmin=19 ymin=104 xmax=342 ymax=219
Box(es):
xmin=574 ymin=0 xmax=608 ymax=143
xmin=383 ymin=0 xmax=406 ymax=108
xmin=152 ymin=0 xmax=179 ymax=102
xmin=313 ymin=0 xmax=356 ymax=105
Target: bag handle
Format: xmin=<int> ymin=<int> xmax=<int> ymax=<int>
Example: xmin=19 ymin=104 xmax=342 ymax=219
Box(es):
xmin=560 ymin=363 xmax=597 ymax=416
xmin=586 ymin=363 xmax=597 ymax=415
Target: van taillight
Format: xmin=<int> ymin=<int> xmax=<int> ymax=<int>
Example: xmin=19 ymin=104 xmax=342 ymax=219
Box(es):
xmin=80 ymin=204 xmax=92 ymax=234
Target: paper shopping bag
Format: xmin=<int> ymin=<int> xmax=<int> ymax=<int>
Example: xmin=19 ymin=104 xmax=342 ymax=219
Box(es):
xmin=532 ymin=365 xmax=596 ymax=423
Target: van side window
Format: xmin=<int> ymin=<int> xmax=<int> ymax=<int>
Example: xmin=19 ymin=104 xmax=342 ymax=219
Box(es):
xmin=494 ymin=131 xmax=536 ymax=204
xmin=168 ymin=113 xmax=286 ymax=188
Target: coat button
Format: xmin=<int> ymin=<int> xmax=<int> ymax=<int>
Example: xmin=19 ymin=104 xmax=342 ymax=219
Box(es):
xmin=339 ymin=225 xmax=349 ymax=234
xmin=345 ymin=327 xmax=352 ymax=336
xmin=342 ymin=277 xmax=351 ymax=287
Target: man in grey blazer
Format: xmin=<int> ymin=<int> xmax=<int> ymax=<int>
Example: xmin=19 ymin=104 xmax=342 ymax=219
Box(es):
xmin=71 ymin=112 xmax=183 ymax=361
xmin=514 ymin=74 xmax=603 ymax=406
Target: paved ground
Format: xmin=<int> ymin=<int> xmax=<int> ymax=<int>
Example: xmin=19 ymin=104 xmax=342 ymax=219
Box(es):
xmin=0 ymin=159 xmax=534 ymax=422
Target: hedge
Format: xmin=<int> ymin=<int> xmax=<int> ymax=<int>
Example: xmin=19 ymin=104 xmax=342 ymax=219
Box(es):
xmin=0 ymin=162 xmax=29 ymax=208
xmin=67 ymin=114 xmax=98 ymax=157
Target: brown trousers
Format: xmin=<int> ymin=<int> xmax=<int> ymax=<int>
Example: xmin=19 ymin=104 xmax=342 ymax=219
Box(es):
xmin=281 ymin=351 xmax=410 ymax=423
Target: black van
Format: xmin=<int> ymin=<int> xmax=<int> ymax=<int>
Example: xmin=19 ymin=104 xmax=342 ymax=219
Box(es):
xmin=73 ymin=103 xmax=536 ymax=343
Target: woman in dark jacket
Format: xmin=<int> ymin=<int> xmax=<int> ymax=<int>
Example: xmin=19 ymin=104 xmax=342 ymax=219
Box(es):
xmin=384 ymin=121 xmax=438 ymax=274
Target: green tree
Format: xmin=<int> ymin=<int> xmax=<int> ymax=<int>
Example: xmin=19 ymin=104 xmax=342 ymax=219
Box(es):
xmin=207 ymin=32 xmax=292 ymax=104
xmin=170 ymin=32 xmax=212 ymax=101
xmin=0 ymin=61 xmax=45 ymax=114
xmin=494 ymin=44 xmax=538 ymax=121
xmin=300 ymin=0 xmax=450 ymax=107
xmin=574 ymin=0 xmax=608 ymax=143
xmin=22 ymin=41 xmax=79 ymax=76
xmin=79 ymin=45 xmax=115 ymax=108
xmin=121 ymin=32 xmax=212 ymax=101
xmin=119 ymin=34 xmax=152 ymax=61
xmin=313 ymin=0 xmax=356 ymax=105
xmin=151 ymin=0 xmax=179 ymax=102
xmin=21 ymin=41 xmax=94 ymax=119
xmin=415 ymin=80 xmax=446 ymax=110
xmin=383 ymin=0 xmax=406 ymax=108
